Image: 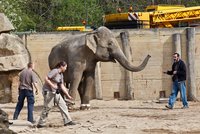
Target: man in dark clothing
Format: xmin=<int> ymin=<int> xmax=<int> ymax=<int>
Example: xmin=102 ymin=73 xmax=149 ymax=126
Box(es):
xmin=164 ymin=52 xmax=189 ymax=109
xmin=13 ymin=62 xmax=39 ymax=123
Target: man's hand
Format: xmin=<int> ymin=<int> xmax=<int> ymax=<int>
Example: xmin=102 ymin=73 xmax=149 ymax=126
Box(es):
xmin=68 ymin=95 xmax=73 ymax=100
xmin=33 ymin=83 xmax=39 ymax=95
xmin=52 ymin=84 xmax=58 ymax=90
xmin=173 ymin=71 xmax=177 ymax=75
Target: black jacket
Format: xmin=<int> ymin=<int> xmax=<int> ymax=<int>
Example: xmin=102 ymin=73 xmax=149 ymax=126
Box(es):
xmin=167 ymin=59 xmax=186 ymax=82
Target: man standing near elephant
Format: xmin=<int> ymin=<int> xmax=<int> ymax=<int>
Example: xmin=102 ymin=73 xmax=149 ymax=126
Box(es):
xmin=164 ymin=52 xmax=189 ymax=109
xmin=37 ymin=61 xmax=76 ymax=128
xmin=13 ymin=62 xmax=39 ymax=124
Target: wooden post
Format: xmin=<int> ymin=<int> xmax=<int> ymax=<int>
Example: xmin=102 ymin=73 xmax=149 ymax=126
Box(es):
xmin=173 ymin=33 xmax=181 ymax=58
xmin=95 ymin=62 xmax=103 ymax=100
xmin=120 ymin=31 xmax=134 ymax=100
xmin=186 ymin=28 xmax=197 ymax=101
xmin=173 ymin=33 xmax=181 ymax=100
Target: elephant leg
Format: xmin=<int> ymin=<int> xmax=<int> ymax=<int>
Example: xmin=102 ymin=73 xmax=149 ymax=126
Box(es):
xmin=69 ymin=71 xmax=83 ymax=101
xmin=78 ymin=80 xmax=84 ymax=103
xmin=78 ymin=80 xmax=87 ymax=110
xmin=80 ymin=71 xmax=95 ymax=110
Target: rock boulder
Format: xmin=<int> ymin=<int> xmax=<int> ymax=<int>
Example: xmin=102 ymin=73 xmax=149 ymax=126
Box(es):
xmin=0 ymin=13 xmax=14 ymax=33
xmin=0 ymin=108 xmax=16 ymax=134
xmin=0 ymin=33 xmax=29 ymax=71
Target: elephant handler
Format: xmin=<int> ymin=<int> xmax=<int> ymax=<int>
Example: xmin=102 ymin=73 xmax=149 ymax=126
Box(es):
xmin=164 ymin=52 xmax=189 ymax=109
xmin=37 ymin=61 xmax=76 ymax=128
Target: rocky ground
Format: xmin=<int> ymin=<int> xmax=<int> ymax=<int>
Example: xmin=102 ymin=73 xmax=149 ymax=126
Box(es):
xmin=1 ymin=96 xmax=200 ymax=134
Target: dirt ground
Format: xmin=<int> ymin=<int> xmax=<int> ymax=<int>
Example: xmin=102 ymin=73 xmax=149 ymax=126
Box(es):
xmin=2 ymin=96 xmax=200 ymax=134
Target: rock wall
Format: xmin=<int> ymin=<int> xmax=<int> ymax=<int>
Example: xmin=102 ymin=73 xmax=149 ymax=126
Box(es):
xmin=0 ymin=33 xmax=30 ymax=103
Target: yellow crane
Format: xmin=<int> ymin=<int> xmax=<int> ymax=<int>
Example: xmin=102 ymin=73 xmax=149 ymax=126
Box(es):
xmin=103 ymin=5 xmax=200 ymax=29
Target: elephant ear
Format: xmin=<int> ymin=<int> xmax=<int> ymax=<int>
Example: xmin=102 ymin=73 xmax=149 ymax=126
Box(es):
xmin=86 ymin=33 xmax=99 ymax=54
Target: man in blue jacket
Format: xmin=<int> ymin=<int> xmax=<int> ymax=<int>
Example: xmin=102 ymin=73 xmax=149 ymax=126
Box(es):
xmin=164 ymin=52 xmax=189 ymax=109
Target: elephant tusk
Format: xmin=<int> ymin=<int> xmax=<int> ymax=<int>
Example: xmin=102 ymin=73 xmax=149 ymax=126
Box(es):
xmin=112 ymin=59 xmax=116 ymax=63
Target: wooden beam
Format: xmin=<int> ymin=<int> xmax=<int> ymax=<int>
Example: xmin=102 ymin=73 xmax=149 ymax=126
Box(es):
xmin=173 ymin=33 xmax=181 ymax=100
xmin=173 ymin=33 xmax=181 ymax=58
xmin=95 ymin=62 xmax=103 ymax=100
xmin=186 ymin=28 xmax=197 ymax=101
xmin=120 ymin=31 xmax=134 ymax=100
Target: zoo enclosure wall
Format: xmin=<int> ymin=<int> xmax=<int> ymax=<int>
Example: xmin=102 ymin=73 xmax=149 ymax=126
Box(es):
xmin=21 ymin=27 xmax=200 ymax=100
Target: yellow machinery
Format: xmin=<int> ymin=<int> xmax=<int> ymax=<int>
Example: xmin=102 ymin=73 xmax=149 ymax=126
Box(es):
xmin=103 ymin=11 xmax=150 ymax=29
xmin=103 ymin=5 xmax=200 ymax=29
xmin=145 ymin=5 xmax=185 ymax=12
xmin=56 ymin=26 xmax=93 ymax=31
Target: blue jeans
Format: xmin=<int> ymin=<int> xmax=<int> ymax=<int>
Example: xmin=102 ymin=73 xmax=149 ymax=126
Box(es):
xmin=13 ymin=89 xmax=35 ymax=122
xmin=168 ymin=80 xmax=188 ymax=108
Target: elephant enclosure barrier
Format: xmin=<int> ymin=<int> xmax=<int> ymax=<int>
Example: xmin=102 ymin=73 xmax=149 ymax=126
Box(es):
xmin=18 ymin=27 xmax=200 ymax=101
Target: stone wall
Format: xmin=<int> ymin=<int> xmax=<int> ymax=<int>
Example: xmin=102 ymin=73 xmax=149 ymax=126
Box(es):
xmin=19 ymin=28 xmax=200 ymax=100
xmin=0 ymin=33 xmax=29 ymax=103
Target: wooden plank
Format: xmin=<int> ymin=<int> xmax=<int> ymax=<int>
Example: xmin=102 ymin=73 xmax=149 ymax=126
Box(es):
xmin=95 ymin=62 xmax=103 ymax=100
xmin=187 ymin=28 xmax=197 ymax=101
xmin=120 ymin=31 xmax=134 ymax=100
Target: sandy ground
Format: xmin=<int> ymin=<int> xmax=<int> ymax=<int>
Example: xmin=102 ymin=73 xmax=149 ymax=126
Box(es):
xmin=2 ymin=95 xmax=200 ymax=134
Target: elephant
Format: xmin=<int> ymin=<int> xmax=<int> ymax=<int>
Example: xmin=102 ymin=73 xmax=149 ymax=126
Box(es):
xmin=48 ymin=26 xmax=151 ymax=109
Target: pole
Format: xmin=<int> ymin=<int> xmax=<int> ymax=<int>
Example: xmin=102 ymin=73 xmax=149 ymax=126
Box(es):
xmin=173 ymin=34 xmax=181 ymax=58
xmin=95 ymin=62 xmax=103 ymax=99
xmin=120 ymin=31 xmax=134 ymax=100
xmin=173 ymin=33 xmax=181 ymax=100
xmin=186 ymin=28 xmax=197 ymax=101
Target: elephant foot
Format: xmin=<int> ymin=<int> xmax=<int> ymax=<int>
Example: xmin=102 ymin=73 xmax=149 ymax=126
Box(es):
xmin=80 ymin=104 xmax=90 ymax=110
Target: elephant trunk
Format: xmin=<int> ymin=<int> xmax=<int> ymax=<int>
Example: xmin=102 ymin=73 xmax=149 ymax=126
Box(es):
xmin=113 ymin=50 xmax=151 ymax=72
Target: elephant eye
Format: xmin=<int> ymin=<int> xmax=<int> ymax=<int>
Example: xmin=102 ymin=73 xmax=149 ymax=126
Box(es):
xmin=107 ymin=47 xmax=112 ymax=52
xmin=108 ymin=42 xmax=113 ymax=52
xmin=108 ymin=42 xmax=112 ymax=46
